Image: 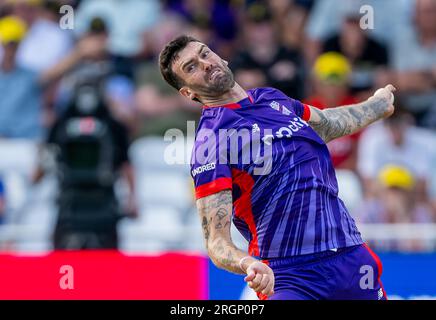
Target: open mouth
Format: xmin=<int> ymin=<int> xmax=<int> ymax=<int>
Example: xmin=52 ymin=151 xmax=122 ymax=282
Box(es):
xmin=209 ymin=68 xmax=221 ymax=81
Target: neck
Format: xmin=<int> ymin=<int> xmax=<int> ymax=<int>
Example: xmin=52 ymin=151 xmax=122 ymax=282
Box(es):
xmin=201 ymin=82 xmax=248 ymax=107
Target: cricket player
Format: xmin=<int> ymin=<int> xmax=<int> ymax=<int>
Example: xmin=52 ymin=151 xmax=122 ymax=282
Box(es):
xmin=159 ymin=35 xmax=393 ymax=300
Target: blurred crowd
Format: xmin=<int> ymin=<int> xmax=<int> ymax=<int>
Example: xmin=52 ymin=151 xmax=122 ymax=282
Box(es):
xmin=0 ymin=0 xmax=436 ymax=251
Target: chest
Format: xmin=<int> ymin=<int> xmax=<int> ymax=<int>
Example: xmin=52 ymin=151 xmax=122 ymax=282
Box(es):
xmin=231 ymin=101 xmax=323 ymax=147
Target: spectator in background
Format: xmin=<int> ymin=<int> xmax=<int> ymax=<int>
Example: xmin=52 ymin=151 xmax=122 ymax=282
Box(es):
xmin=32 ymin=79 xmax=137 ymax=250
xmin=0 ymin=14 xmax=115 ymax=140
xmin=267 ymin=0 xmax=311 ymax=51
xmin=358 ymin=165 xmax=434 ymax=224
xmin=356 ymin=165 xmax=435 ymax=251
xmin=54 ymin=17 xmax=139 ymax=134
xmin=134 ymin=7 xmax=205 ymax=136
xmin=165 ymin=0 xmax=240 ymax=60
xmin=321 ymin=6 xmax=390 ymax=100
xmin=304 ymin=52 xmax=361 ymax=172
xmin=392 ymin=0 xmax=436 ymax=129
xmin=231 ymin=2 xmax=305 ymax=100
xmin=357 ymin=105 xmax=436 ymax=202
xmin=74 ymin=0 xmax=161 ymax=78
xmin=0 ymin=15 xmax=43 ymax=139
xmin=304 ymin=0 xmax=410 ymax=65
xmin=3 ymin=0 xmax=75 ymax=128
xmin=10 ymin=0 xmax=73 ymax=73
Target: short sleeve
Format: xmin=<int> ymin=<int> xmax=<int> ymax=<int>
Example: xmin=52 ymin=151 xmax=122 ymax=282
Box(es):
xmin=274 ymin=88 xmax=312 ymax=121
xmin=249 ymin=87 xmax=311 ymax=121
xmin=291 ymin=99 xmax=312 ymax=121
xmin=191 ymin=127 xmax=233 ymax=200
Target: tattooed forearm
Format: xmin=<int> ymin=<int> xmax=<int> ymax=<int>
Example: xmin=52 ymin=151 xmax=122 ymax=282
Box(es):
xmin=308 ymin=96 xmax=391 ymax=143
xmin=196 ymin=190 xmax=249 ymax=274
xmin=202 ymin=216 xmax=211 ymax=242
xmin=208 ymin=238 xmax=243 ymax=273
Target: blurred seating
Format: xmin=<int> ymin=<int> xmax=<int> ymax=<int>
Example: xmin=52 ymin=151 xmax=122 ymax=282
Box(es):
xmin=119 ymin=136 xmax=200 ymax=252
xmin=336 ymin=169 xmax=363 ymax=214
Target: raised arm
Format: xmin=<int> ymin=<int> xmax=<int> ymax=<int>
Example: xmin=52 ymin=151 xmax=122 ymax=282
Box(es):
xmin=307 ymin=85 xmax=396 ymax=143
xmin=39 ymin=34 xmax=107 ymax=87
xmin=196 ymin=189 xmax=274 ymax=297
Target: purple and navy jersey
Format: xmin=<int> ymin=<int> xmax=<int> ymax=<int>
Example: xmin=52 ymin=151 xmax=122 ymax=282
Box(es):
xmin=191 ymin=87 xmax=363 ymax=259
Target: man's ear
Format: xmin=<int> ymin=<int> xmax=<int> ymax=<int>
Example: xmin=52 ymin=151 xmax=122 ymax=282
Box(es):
xmin=179 ymin=86 xmax=197 ymax=101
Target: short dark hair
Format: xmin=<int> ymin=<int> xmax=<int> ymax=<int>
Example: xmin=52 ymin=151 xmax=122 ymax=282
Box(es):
xmin=159 ymin=35 xmax=201 ymax=91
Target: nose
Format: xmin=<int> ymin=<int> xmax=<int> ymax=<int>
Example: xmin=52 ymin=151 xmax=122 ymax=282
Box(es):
xmin=201 ymin=60 xmax=213 ymax=72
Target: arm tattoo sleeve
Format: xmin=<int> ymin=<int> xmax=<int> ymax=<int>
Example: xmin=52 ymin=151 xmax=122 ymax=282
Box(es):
xmin=308 ymin=96 xmax=390 ymax=143
xmin=196 ymin=190 xmax=248 ymax=274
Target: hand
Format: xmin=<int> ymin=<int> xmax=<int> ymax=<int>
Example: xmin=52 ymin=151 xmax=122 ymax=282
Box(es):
xmin=243 ymin=261 xmax=275 ymax=297
xmin=370 ymin=84 xmax=396 ymax=118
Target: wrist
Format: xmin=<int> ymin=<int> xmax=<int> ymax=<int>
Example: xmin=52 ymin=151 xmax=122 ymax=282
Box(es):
xmin=239 ymin=256 xmax=256 ymax=273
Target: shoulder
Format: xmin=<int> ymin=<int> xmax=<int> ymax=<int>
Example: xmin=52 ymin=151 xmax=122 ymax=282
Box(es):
xmin=248 ymin=87 xmax=291 ymax=102
xmin=194 ymin=108 xmax=233 ymax=145
xmin=196 ymin=107 xmax=227 ymax=132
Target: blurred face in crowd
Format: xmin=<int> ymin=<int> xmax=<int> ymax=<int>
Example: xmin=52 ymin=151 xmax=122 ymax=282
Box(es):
xmin=245 ymin=20 xmax=275 ymax=48
xmin=268 ymin=0 xmax=291 ymax=16
xmin=386 ymin=118 xmax=409 ymax=146
xmin=415 ymin=0 xmax=436 ymax=35
xmin=381 ymin=186 xmax=413 ymax=223
xmin=234 ymin=68 xmax=267 ymax=90
xmin=314 ymin=78 xmax=349 ymax=106
xmin=172 ymin=41 xmax=235 ymax=101
xmin=12 ymin=2 xmax=40 ymax=25
xmin=1 ymin=41 xmax=19 ymax=68
xmin=340 ymin=17 xmax=366 ymax=59
xmin=1 ymin=40 xmax=18 ymax=54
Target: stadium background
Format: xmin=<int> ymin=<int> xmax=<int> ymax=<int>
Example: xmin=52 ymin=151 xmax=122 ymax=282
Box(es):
xmin=0 ymin=0 xmax=436 ymax=299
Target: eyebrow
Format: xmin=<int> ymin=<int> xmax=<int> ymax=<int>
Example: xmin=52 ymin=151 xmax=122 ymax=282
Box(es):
xmin=181 ymin=44 xmax=207 ymax=72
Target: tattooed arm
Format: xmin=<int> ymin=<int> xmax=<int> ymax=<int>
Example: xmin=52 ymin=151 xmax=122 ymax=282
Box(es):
xmin=307 ymin=85 xmax=396 ymax=143
xmin=197 ymin=189 xmax=255 ymax=273
xmin=196 ymin=189 xmax=275 ymax=296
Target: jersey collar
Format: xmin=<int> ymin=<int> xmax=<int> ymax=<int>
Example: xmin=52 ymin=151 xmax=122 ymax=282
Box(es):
xmin=202 ymin=92 xmax=254 ymax=109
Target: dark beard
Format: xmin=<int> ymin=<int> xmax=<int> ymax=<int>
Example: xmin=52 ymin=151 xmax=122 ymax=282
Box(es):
xmin=205 ymin=65 xmax=235 ymax=94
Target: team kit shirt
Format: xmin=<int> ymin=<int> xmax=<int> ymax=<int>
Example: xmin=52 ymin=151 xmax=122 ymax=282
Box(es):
xmin=191 ymin=87 xmax=363 ymax=259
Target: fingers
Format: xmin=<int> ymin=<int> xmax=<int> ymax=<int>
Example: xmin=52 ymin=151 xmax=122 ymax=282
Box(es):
xmin=385 ymin=84 xmax=396 ymax=92
xmin=246 ymin=273 xmax=275 ymax=297
xmin=244 ymin=272 xmax=255 ymax=282
xmin=262 ymin=277 xmax=275 ymax=297
xmin=244 ymin=262 xmax=276 ymax=297
xmin=375 ymin=84 xmax=396 ymax=95
xmin=247 ymin=273 xmax=262 ymax=289
xmin=373 ymin=84 xmax=396 ymax=105
xmin=252 ymin=274 xmax=269 ymax=292
xmin=252 ymin=274 xmax=275 ymax=297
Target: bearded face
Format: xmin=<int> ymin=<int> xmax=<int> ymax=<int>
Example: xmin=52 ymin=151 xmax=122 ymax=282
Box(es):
xmin=173 ymin=41 xmax=235 ymax=101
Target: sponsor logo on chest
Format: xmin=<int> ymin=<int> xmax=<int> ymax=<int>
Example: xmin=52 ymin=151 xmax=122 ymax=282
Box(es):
xmin=262 ymin=101 xmax=309 ymax=145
